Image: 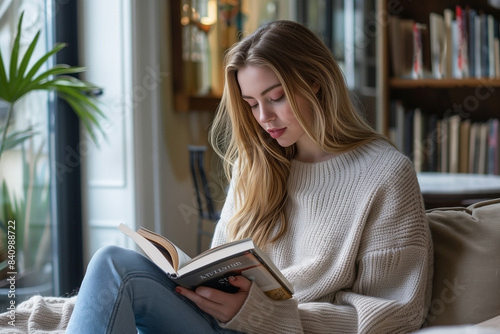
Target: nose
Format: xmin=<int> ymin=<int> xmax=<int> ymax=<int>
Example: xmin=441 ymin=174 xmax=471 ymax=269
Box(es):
xmin=258 ymin=105 xmax=275 ymax=123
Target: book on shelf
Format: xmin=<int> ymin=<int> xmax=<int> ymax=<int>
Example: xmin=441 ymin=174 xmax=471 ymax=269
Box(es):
xmin=474 ymin=13 xmax=483 ymax=78
xmin=409 ymin=6 xmax=500 ymax=80
xmin=488 ymin=15 xmax=496 ymax=78
xmin=488 ymin=118 xmax=499 ymax=175
xmin=482 ymin=14 xmax=490 ymax=78
xmin=430 ymin=12 xmax=446 ymax=78
xmin=412 ymin=23 xmax=425 ymax=79
xmin=444 ymin=8 xmax=454 ymax=78
xmin=389 ymin=16 xmax=415 ymax=78
xmin=448 ymin=115 xmax=461 ymax=173
xmin=439 ymin=119 xmax=449 ymax=173
xmin=468 ymin=8 xmax=477 ymax=77
xmin=478 ymin=123 xmax=489 ymax=174
xmin=388 ymin=100 xmax=500 ymax=175
xmin=469 ymin=123 xmax=480 ymax=173
xmin=495 ymin=34 xmax=500 ymax=77
xmin=457 ymin=5 xmax=470 ymax=78
xmin=413 ymin=108 xmax=424 ymax=172
xmin=459 ymin=119 xmax=471 ymax=173
xmin=118 ymin=223 xmax=294 ymax=301
xmin=426 ymin=114 xmax=439 ymax=172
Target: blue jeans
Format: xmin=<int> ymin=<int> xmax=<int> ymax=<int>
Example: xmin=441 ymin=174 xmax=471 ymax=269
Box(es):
xmin=66 ymin=246 xmax=243 ymax=334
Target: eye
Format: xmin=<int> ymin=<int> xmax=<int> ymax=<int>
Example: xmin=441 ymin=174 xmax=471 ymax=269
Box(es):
xmin=269 ymin=95 xmax=285 ymax=103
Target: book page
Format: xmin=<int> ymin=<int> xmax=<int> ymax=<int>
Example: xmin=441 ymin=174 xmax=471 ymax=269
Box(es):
xmin=118 ymin=224 xmax=176 ymax=274
xmin=137 ymin=227 xmax=192 ymax=271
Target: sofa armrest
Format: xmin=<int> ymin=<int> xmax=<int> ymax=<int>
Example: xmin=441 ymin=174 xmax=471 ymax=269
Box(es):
xmin=477 ymin=315 xmax=500 ymax=330
xmin=424 ymin=199 xmax=500 ymax=327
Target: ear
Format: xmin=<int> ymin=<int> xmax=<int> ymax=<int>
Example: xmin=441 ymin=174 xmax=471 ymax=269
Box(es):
xmin=312 ymin=81 xmax=321 ymax=94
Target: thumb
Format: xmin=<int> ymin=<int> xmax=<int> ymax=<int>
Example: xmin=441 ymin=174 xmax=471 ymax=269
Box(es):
xmin=228 ymin=275 xmax=252 ymax=292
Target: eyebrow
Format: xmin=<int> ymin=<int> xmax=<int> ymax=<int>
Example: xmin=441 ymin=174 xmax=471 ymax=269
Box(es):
xmin=241 ymin=83 xmax=282 ymax=99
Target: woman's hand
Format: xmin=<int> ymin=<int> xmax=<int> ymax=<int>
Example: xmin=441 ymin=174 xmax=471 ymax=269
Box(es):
xmin=175 ymin=275 xmax=252 ymax=323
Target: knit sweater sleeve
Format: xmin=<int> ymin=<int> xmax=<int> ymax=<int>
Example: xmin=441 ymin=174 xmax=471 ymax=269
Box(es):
xmin=217 ymin=150 xmax=433 ymax=334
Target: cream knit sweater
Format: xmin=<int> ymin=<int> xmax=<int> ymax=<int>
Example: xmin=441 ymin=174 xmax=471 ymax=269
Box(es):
xmin=211 ymin=139 xmax=433 ymax=334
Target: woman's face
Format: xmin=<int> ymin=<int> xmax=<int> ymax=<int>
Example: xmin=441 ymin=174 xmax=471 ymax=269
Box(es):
xmin=237 ymin=65 xmax=313 ymax=150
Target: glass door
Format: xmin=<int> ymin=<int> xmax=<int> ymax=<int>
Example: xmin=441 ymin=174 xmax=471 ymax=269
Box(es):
xmin=0 ymin=0 xmax=55 ymax=310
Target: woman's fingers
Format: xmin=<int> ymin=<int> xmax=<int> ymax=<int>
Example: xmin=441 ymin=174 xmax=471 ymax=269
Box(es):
xmin=175 ymin=275 xmax=253 ymax=323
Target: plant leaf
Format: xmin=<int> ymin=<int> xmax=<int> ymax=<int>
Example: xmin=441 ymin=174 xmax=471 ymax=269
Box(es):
xmin=55 ymin=88 xmax=102 ymax=121
xmin=17 ymin=31 xmax=40 ymax=79
xmin=0 ymin=50 xmax=8 ymax=101
xmin=0 ymin=125 xmax=38 ymax=150
xmin=45 ymin=76 xmax=101 ymax=91
xmin=17 ymin=65 xmax=86 ymax=98
xmin=41 ymin=78 xmax=105 ymax=113
xmin=9 ymin=12 xmax=24 ymax=96
xmin=19 ymin=42 xmax=67 ymax=93
xmin=31 ymin=65 xmax=86 ymax=84
xmin=58 ymin=92 xmax=100 ymax=144
xmin=12 ymin=30 xmax=41 ymax=96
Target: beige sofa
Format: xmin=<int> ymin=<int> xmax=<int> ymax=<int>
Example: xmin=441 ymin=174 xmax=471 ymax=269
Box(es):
xmin=420 ymin=198 xmax=500 ymax=332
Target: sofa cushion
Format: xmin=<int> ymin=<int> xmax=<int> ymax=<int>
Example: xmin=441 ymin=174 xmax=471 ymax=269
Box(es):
xmin=423 ymin=198 xmax=500 ymax=327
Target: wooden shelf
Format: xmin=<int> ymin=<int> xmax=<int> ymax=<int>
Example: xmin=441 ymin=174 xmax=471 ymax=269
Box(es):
xmin=170 ymin=0 xmax=221 ymax=112
xmin=173 ymin=93 xmax=221 ymax=112
xmin=389 ymin=78 xmax=500 ymax=89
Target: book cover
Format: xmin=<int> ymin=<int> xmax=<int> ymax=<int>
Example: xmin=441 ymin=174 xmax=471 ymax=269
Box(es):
xmin=118 ymin=224 xmax=294 ymax=301
xmin=436 ymin=119 xmax=442 ymax=172
xmin=430 ymin=12 xmax=445 ymax=78
xmin=469 ymin=123 xmax=479 ymax=173
xmin=488 ymin=15 xmax=496 ymax=77
xmin=404 ymin=108 xmax=415 ymax=158
xmin=426 ymin=114 xmax=439 ymax=172
xmin=478 ymin=123 xmax=489 ymax=174
xmin=461 ymin=6 xmax=470 ymax=77
xmin=481 ymin=14 xmax=490 ymax=78
xmin=439 ymin=118 xmax=449 ymax=173
xmin=496 ymin=41 xmax=500 ymax=78
xmin=495 ymin=19 xmax=500 ymax=77
xmin=413 ymin=108 xmax=424 ymax=172
xmin=389 ymin=15 xmax=404 ymax=78
xmin=488 ymin=119 xmax=499 ymax=175
xmin=468 ymin=8 xmax=477 ymax=77
xmin=389 ymin=16 xmax=415 ymax=78
xmin=443 ymin=9 xmax=454 ymax=78
xmin=448 ymin=115 xmax=461 ymax=173
xmin=451 ymin=20 xmax=461 ymax=78
xmin=412 ymin=23 xmax=424 ymax=79
xmin=459 ymin=119 xmax=471 ymax=173
xmin=474 ymin=14 xmax=482 ymax=78
xmin=455 ymin=6 xmax=465 ymax=78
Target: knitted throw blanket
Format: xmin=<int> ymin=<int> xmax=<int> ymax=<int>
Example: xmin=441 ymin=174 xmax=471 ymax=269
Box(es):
xmin=0 ymin=296 xmax=75 ymax=333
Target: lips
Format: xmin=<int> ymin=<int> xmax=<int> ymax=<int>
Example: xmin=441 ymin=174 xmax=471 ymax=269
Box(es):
xmin=267 ymin=128 xmax=286 ymax=139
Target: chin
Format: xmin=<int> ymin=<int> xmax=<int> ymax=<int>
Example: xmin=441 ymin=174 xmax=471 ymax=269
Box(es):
xmin=276 ymin=140 xmax=295 ymax=148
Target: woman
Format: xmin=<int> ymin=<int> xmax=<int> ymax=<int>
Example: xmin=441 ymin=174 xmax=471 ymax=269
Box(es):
xmin=67 ymin=20 xmax=432 ymax=333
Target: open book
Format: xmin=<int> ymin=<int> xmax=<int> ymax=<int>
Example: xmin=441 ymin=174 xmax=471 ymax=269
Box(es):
xmin=118 ymin=224 xmax=294 ymax=301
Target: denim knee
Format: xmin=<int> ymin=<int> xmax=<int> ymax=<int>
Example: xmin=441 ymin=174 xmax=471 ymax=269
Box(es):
xmin=89 ymin=245 xmax=145 ymax=274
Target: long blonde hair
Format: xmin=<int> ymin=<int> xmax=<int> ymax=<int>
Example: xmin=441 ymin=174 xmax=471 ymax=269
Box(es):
xmin=209 ymin=20 xmax=386 ymax=248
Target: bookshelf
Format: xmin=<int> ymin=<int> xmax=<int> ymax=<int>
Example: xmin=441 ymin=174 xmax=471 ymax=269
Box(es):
xmin=377 ymin=0 xmax=500 ymax=175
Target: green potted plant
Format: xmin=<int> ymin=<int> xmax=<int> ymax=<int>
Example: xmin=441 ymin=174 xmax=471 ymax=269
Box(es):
xmin=0 ymin=12 xmax=105 ymax=303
